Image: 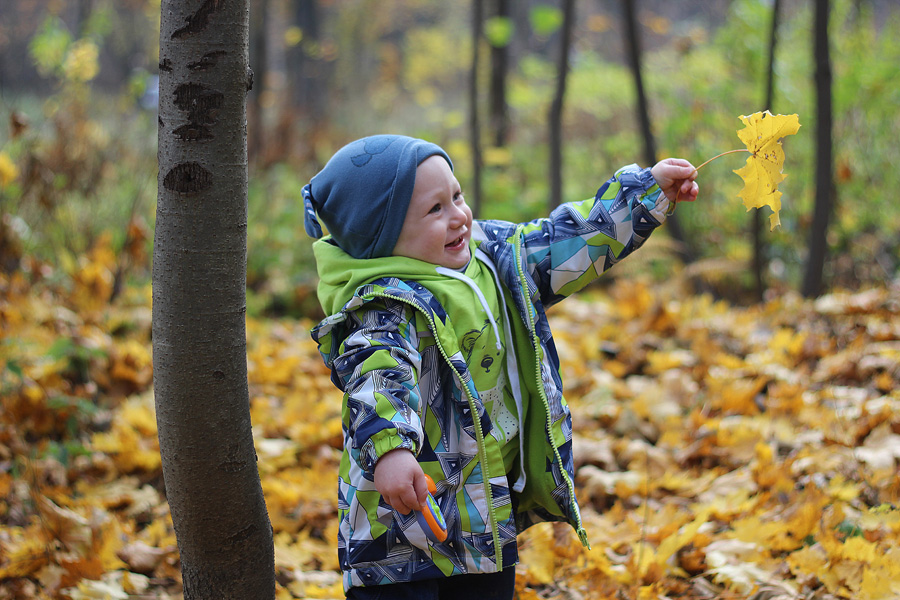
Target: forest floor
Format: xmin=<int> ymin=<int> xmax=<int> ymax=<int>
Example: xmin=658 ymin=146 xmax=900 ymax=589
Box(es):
xmin=1 ymin=247 xmax=899 ymax=600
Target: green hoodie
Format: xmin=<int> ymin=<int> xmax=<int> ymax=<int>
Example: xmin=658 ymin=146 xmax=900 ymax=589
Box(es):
xmin=311 ymin=232 xmax=587 ymax=586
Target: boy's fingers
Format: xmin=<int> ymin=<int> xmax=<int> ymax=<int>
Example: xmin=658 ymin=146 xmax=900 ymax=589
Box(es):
xmin=662 ymin=165 xmax=693 ymax=182
xmin=399 ymin=484 xmax=420 ymax=514
xmin=390 ymin=495 xmax=413 ymax=515
xmin=413 ymin=473 xmax=429 ymax=507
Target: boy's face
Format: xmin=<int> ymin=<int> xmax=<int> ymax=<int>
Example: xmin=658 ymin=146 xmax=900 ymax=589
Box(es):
xmin=393 ymin=156 xmax=472 ymax=269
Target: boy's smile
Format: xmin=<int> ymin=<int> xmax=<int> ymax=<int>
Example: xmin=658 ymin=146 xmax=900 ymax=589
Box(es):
xmin=393 ymin=156 xmax=472 ymax=269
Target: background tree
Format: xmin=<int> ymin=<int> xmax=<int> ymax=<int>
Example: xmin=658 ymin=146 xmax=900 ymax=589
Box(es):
xmin=469 ymin=0 xmax=484 ymax=216
xmin=488 ymin=0 xmax=511 ymax=147
xmin=288 ymin=0 xmax=328 ymax=162
xmin=802 ymin=0 xmax=834 ymax=297
xmin=621 ymin=0 xmax=694 ymax=261
xmin=248 ymin=0 xmax=269 ymax=164
xmin=153 ymin=1 xmax=275 ymax=598
xmin=752 ymin=0 xmax=782 ymax=301
xmin=548 ymin=0 xmax=575 ymax=210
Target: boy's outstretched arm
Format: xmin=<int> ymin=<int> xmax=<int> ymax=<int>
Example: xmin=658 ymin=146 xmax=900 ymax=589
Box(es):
xmin=651 ymin=158 xmax=699 ymax=204
xmin=509 ymin=157 xmax=699 ymax=306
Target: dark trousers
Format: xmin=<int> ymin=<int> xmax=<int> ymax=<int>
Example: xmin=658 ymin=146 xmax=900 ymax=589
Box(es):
xmin=345 ymin=566 xmax=516 ymax=600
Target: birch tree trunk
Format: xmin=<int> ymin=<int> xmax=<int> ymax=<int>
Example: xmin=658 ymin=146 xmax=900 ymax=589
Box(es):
xmin=154 ymin=1 xmax=274 ymax=598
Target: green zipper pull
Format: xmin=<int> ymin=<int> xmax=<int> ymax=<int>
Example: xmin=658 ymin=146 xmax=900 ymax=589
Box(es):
xmin=577 ymin=527 xmax=591 ymax=550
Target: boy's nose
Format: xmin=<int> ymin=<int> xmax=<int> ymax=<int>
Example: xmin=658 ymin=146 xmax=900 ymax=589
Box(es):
xmin=448 ymin=204 xmax=467 ymax=227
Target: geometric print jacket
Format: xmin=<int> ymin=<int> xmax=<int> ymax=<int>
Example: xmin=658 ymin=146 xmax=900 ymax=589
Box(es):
xmin=310 ymin=165 xmax=670 ymax=591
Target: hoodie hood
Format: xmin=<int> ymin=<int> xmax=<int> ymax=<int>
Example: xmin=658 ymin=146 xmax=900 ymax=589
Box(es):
xmin=314 ymin=237 xmax=475 ymax=317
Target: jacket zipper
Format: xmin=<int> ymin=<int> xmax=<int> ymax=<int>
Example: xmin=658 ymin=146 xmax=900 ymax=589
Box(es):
xmin=366 ymin=291 xmax=504 ymax=571
xmin=512 ymin=230 xmax=590 ymax=548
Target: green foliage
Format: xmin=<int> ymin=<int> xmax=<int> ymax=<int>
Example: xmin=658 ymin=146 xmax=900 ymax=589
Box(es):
xmin=29 ymin=17 xmax=74 ymax=79
xmin=29 ymin=14 xmax=105 ymax=86
xmin=46 ymin=395 xmax=101 ymax=444
xmin=0 ymin=95 xmax=157 ymax=273
xmin=47 ymin=338 xmax=107 ymax=385
xmin=246 ymin=165 xmax=320 ymax=317
xmin=404 ymin=26 xmax=470 ymax=101
xmin=485 ymin=16 xmax=514 ymax=48
xmin=529 ymin=5 xmax=563 ymax=37
xmin=40 ymin=438 xmax=94 ymax=466
xmin=647 ymin=0 xmax=900 ymax=287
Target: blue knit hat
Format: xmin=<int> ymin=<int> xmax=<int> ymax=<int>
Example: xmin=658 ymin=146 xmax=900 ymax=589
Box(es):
xmin=303 ymin=135 xmax=453 ymax=259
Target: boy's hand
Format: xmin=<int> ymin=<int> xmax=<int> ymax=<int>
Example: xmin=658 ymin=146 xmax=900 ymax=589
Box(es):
xmin=651 ymin=158 xmax=699 ymax=205
xmin=373 ymin=448 xmax=428 ymax=514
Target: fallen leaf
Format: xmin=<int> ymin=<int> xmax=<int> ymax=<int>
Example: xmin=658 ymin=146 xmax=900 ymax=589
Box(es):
xmin=116 ymin=541 xmax=170 ymax=576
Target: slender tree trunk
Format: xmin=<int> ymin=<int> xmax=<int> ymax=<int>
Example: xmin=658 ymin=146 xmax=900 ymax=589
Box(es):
xmin=75 ymin=0 xmax=95 ymax=37
xmin=488 ymin=0 xmax=511 ymax=147
xmin=291 ymin=0 xmax=325 ymax=120
xmin=248 ymin=0 xmax=269 ymax=164
xmin=621 ymin=0 xmax=693 ymax=261
xmin=469 ymin=0 xmax=484 ymax=217
xmin=548 ymin=0 xmax=575 ymax=210
xmin=752 ymin=0 xmax=781 ymax=301
xmin=802 ymin=0 xmax=834 ymax=298
xmin=622 ymin=0 xmax=654 ymax=167
xmin=154 ymin=1 xmax=275 ymax=598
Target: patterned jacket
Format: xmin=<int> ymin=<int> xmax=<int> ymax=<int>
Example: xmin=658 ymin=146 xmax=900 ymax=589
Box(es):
xmin=310 ymin=165 xmax=670 ymax=591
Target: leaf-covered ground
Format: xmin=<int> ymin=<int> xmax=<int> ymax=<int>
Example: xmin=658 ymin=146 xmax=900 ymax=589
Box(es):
xmin=2 ymin=248 xmax=899 ymax=600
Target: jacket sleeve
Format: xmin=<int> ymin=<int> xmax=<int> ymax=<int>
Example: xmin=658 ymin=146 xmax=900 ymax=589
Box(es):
xmin=330 ymin=298 xmax=425 ymax=475
xmin=519 ymin=164 xmax=670 ymax=307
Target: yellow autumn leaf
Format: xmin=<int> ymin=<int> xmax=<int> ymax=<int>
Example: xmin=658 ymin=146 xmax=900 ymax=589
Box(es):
xmin=63 ymin=39 xmax=100 ymax=83
xmin=787 ymin=542 xmax=829 ymax=578
xmin=0 ymin=152 xmax=18 ymax=187
xmin=0 ymin=531 xmax=50 ymax=578
xmin=651 ymin=509 xmax=709 ymax=572
xmin=518 ymin=523 xmax=558 ymax=585
xmin=734 ymin=111 xmax=801 ymax=229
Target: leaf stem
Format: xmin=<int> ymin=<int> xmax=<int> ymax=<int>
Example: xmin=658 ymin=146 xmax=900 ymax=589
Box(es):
xmin=672 ymin=148 xmax=752 ymax=206
xmin=694 ymin=148 xmax=752 ymax=173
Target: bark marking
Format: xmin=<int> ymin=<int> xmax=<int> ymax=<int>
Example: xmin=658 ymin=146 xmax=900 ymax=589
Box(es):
xmin=163 ymin=162 xmax=213 ymax=195
xmin=188 ymin=50 xmax=227 ymax=71
xmin=172 ymin=83 xmax=223 ymax=141
xmin=172 ymin=0 xmax=225 ymax=40
xmin=225 ymin=523 xmax=256 ymax=549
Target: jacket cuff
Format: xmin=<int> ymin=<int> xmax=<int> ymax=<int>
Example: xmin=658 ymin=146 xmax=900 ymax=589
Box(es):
xmin=360 ymin=431 xmax=418 ymax=474
xmin=615 ymin=164 xmax=656 ymax=192
xmin=618 ymin=165 xmax=669 ymax=222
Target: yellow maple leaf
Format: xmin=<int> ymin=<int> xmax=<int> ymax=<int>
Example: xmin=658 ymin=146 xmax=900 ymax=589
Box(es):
xmin=734 ymin=111 xmax=801 ymax=230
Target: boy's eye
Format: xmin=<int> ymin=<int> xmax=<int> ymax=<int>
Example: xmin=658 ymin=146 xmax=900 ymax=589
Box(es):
xmin=453 ymin=192 xmax=464 ymax=202
xmin=428 ymin=203 xmax=441 ymax=214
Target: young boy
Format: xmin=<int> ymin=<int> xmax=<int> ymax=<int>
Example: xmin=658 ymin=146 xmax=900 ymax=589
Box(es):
xmin=304 ymin=134 xmax=698 ymax=599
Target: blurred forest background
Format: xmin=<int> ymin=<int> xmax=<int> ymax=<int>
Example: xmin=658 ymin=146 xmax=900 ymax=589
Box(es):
xmin=1 ymin=0 xmax=898 ymax=315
